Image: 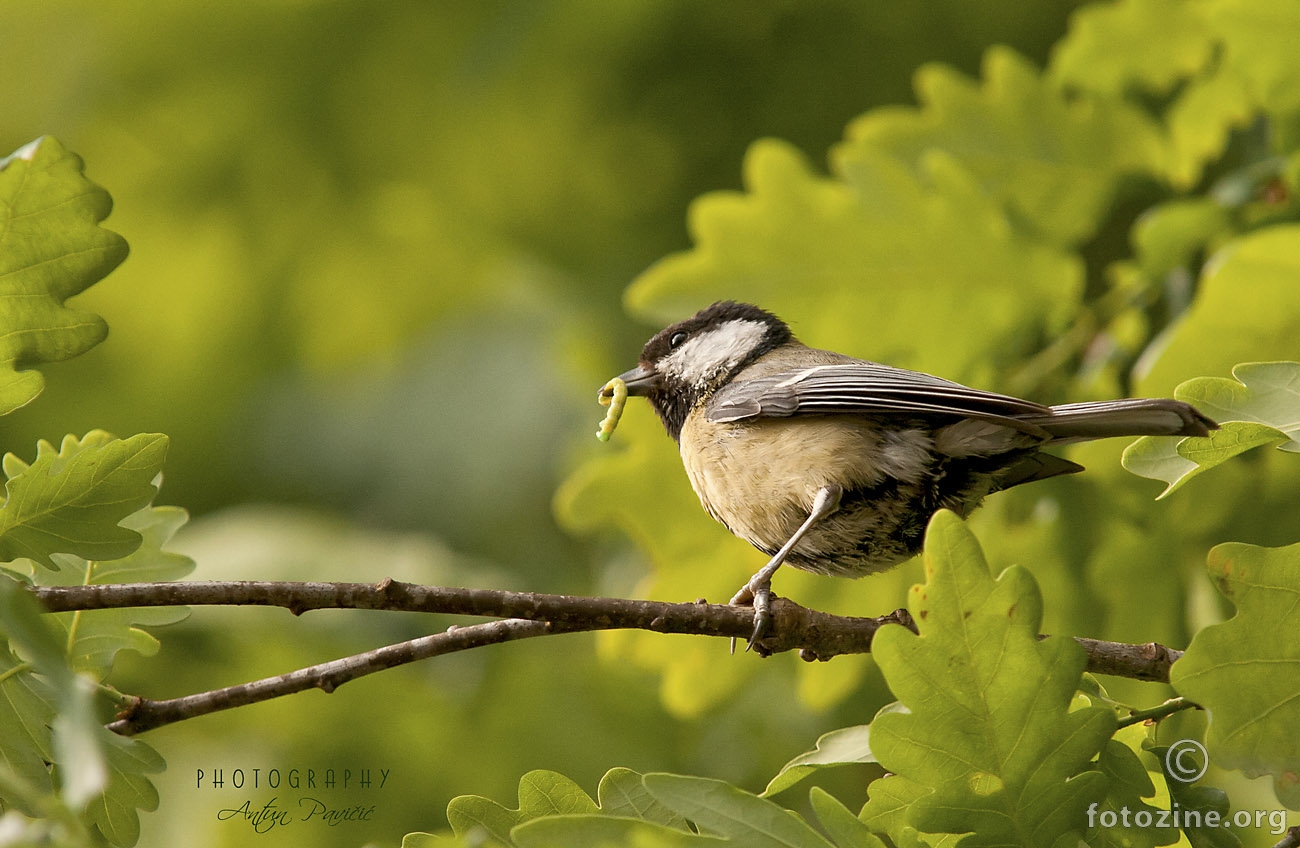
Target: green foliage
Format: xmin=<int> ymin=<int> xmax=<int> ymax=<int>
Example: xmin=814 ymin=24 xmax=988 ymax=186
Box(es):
xmin=865 ymin=512 xmax=1113 ymax=846
xmin=1171 ymin=541 xmax=1300 ymax=809
xmin=516 ymin=816 xmax=725 ymax=848
xmin=807 ymin=788 xmax=886 ymax=848
xmin=1136 ymin=226 xmax=1300 ymax=398
xmin=28 ymin=505 xmax=194 ymax=679
xmin=0 ymin=576 xmax=164 ymax=848
xmin=448 ymin=768 xmax=893 ymax=848
xmin=596 ymin=768 xmax=689 ymax=829
xmin=846 ymin=47 xmax=1164 ymax=245
xmin=626 ymin=139 xmax=1082 ymax=384
xmin=447 ymin=770 xmax=601 ymax=843
xmin=1048 ymin=0 xmax=1215 ymax=97
xmin=0 ymin=431 xmax=170 ymax=570
xmin=1149 ymin=746 xmax=1242 ymax=848
xmin=1091 ymin=735 xmax=1177 ymax=848
xmin=447 ymin=769 xmax=694 ymax=848
xmin=0 ymin=137 xmax=125 ymax=416
xmin=638 ymin=773 xmax=835 ymax=847
xmin=1050 ymin=0 xmax=1300 ymax=184
xmin=1124 ymin=362 xmax=1300 ymax=496
xmin=763 ymin=725 xmax=873 ymax=797
xmin=0 ymin=578 xmax=73 ymax=801
xmin=0 ymin=133 xmax=177 ymax=848
xmin=82 ymin=734 xmax=164 ymax=848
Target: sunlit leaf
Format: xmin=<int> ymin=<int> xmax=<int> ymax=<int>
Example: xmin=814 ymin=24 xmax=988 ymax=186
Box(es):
xmin=1124 ymin=362 xmax=1299 ymax=496
xmin=809 ymin=787 xmax=887 ymax=848
xmin=867 ymin=511 xmax=1113 ymax=846
xmin=1165 ymin=69 xmax=1256 ymax=188
xmin=1088 ymin=737 xmax=1176 ymax=848
xmin=1050 ymin=0 xmax=1300 ymax=118
xmin=0 ymin=432 xmax=169 ymax=570
xmin=643 ymin=773 xmax=834 ymax=848
xmin=1123 ymin=422 xmax=1284 ymax=499
xmin=1137 ymin=225 xmax=1300 ymax=396
xmin=1170 ymin=541 xmax=1300 ymax=809
xmin=1131 ymin=198 xmax=1231 ymax=281
xmin=0 ymin=571 xmax=166 ymax=842
xmin=0 ymin=579 xmax=59 ymax=805
xmin=1 ymin=577 xmax=106 ymax=810
xmin=1147 ymin=745 xmax=1242 ymax=848
xmin=764 ymin=725 xmax=874 ymax=797
xmin=1049 ymin=0 xmax=1213 ymax=96
xmin=1206 ymin=0 xmax=1300 ymax=115
xmin=82 ymin=732 xmax=164 ymax=847
xmin=843 ymin=47 xmax=1166 ymax=245
xmin=447 ymin=770 xmax=600 ymax=845
xmin=598 ymin=768 xmax=687 ymax=829
xmin=860 ymin=775 xmax=947 ymax=848
xmin=1172 ymin=362 xmax=1300 ymax=449
xmin=35 ymin=505 xmax=195 ymax=679
xmin=626 ymin=138 xmax=1081 ymax=385
xmin=448 ymin=769 xmax=708 ymax=848
xmin=515 ymin=815 xmax=722 ymax=848
xmin=1049 ymin=0 xmax=1297 ymax=186
xmin=0 ymin=137 xmax=126 ymax=415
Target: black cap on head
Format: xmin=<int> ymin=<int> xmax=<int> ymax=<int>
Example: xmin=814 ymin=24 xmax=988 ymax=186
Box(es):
xmin=639 ymin=301 xmax=790 ymax=365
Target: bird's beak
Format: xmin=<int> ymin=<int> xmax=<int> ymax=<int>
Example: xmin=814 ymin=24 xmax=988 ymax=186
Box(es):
xmin=604 ymin=364 xmax=658 ymax=397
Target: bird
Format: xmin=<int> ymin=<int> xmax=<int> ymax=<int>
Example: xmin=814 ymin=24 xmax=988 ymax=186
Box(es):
xmin=601 ymin=301 xmax=1217 ymax=647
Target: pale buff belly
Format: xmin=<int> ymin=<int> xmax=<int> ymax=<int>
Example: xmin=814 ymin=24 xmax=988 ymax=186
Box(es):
xmin=679 ymin=414 xmax=940 ymax=576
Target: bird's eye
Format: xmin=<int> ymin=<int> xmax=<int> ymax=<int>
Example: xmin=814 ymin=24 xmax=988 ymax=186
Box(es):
xmin=669 ymin=331 xmax=688 ymax=348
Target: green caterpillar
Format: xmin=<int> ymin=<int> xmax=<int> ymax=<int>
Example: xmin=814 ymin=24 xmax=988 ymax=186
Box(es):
xmin=596 ymin=376 xmax=628 ymax=442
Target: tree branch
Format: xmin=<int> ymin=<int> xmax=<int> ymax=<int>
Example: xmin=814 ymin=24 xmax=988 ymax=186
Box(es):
xmin=107 ymin=618 xmax=552 ymax=735
xmin=1072 ymin=636 xmax=1183 ymax=683
xmin=30 ymin=580 xmax=1185 ymax=734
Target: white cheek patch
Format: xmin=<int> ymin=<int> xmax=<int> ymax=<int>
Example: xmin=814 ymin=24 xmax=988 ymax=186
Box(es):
xmin=662 ymin=319 xmax=768 ymax=387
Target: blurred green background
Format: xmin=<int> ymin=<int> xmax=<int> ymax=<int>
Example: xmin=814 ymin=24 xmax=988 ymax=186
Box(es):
xmin=0 ymin=1 xmax=1162 ymax=845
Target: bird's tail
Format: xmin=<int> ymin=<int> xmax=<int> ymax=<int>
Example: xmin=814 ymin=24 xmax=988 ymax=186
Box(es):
xmin=1026 ymin=399 xmax=1217 ymax=441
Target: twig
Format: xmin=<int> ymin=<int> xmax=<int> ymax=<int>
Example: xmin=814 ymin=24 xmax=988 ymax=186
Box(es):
xmin=1117 ymin=696 xmax=1199 ymax=728
xmin=107 ymin=618 xmax=550 ymax=735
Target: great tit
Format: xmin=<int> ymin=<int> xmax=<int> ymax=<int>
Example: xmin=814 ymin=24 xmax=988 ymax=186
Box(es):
xmin=603 ymin=301 xmax=1216 ymax=645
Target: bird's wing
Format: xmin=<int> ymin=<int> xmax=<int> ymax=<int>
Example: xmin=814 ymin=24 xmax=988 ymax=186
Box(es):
xmin=706 ymin=362 xmax=1052 ymax=435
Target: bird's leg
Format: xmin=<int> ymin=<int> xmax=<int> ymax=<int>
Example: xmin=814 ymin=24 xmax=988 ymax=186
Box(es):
xmin=730 ymin=484 xmax=842 ymax=650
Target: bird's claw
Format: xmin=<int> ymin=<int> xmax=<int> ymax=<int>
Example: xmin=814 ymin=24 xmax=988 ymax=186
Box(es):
xmin=747 ymin=584 xmax=773 ymax=650
xmin=728 ymin=578 xmax=773 ymax=653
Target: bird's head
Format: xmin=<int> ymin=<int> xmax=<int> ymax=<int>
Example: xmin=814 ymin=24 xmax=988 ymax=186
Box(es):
xmin=603 ymin=301 xmax=793 ymax=440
